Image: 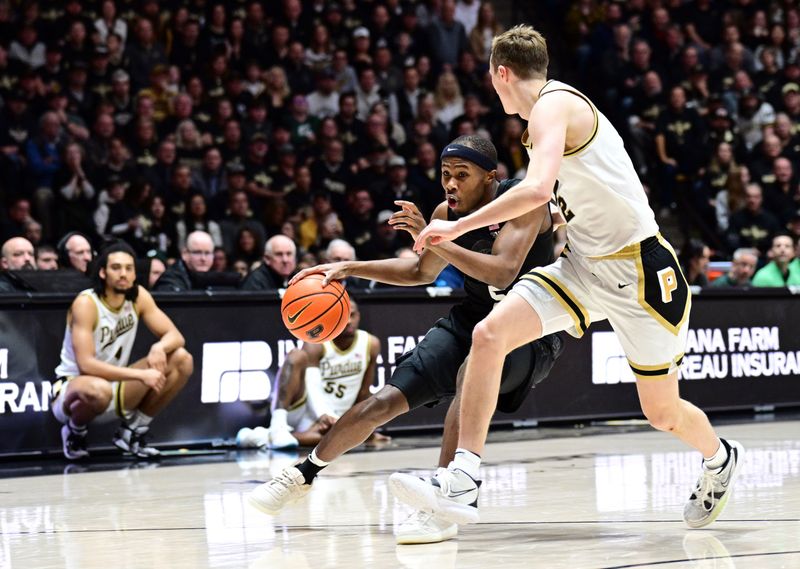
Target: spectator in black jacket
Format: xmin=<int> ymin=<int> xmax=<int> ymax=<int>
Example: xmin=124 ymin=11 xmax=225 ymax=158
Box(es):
xmin=240 ymin=234 xmax=297 ymax=290
xmin=152 ymin=230 xmax=214 ymax=292
xmin=0 ymin=237 xmax=36 ymax=293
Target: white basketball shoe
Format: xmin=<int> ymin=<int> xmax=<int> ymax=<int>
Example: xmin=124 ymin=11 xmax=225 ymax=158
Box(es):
xmin=389 ymin=467 xmax=480 ymax=525
xmin=395 ymin=509 xmax=458 ymax=545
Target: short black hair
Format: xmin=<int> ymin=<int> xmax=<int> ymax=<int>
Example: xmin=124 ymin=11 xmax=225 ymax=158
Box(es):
xmin=92 ymin=240 xmax=139 ymax=301
xmin=449 ymin=134 xmax=498 ymax=166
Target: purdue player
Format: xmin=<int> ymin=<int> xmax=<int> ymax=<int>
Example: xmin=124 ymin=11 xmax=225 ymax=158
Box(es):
xmin=403 ymin=25 xmax=743 ymax=530
xmin=265 ymin=300 xmax=383 ymax=449
xmin=51 ymin=242 xmax=193 ymax=460
xmin=249 ymin=135 xmax=563 ymax=544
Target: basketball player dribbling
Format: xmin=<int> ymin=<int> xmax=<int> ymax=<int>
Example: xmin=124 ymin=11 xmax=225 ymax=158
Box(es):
xmin=392 ymin=25 xmax=744 ymax=530
xmin=51 ymin=242 xmax=193 ymax=459
xmin=248 ymin=135 xmax=564 ymax=544
xmin=244 ymin=299 xmax=385 ymax=450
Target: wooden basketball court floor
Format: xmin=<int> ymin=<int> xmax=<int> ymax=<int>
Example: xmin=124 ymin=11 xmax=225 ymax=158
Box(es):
xmin=2 ymin=418 xmax=799 ymax=569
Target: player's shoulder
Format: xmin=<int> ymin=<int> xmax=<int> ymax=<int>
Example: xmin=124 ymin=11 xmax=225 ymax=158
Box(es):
xmin=364 ymin=330 xmax=381 ymax=351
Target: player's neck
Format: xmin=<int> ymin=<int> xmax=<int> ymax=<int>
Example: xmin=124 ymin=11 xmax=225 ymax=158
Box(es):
xmin=332 ymin=333 xmax=355 ymax=351
xmin=517 ymin=78 xmax=548 ymax=120
xmin=102 ymin=289 xmax=126 ymax=310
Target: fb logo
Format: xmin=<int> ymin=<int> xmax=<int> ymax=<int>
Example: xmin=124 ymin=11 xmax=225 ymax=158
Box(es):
xmin=201 ymin=342 xmax=273 ymax=403
xmin=591 ymin=332 xmax=635 ymax=385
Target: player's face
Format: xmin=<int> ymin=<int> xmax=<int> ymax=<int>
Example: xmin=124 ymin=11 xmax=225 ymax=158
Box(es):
xmin=341 ymin=303 xmax=360 ymax=338
xmin=441 ymin=158 xmax=489 ymax=214
xmin=101 ymin=252 xmax=136 ymax=294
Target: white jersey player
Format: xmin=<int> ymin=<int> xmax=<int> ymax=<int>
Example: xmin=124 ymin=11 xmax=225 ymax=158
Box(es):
xmin=51 ymin=242 xmax=193 ymax=460
xmin=399 ymin=24 xmax=744 ymax=531
xmin=262 ymin=299 xmax=383 ymax=449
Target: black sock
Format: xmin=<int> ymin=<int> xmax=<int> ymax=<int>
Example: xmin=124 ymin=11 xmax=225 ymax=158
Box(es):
xmin=296 ymin=458 xmax=327 ymax=484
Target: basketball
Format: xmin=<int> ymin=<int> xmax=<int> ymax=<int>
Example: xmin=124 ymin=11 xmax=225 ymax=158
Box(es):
xmin=281 ymin=274 xmax=351 ymax=343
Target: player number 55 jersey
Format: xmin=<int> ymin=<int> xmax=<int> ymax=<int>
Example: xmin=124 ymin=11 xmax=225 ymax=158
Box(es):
xmin=306 ymin=330 xmax=371 ymax=417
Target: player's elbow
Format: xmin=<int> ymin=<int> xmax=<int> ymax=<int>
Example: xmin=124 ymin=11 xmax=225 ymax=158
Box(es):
xmin=415 ymin=267 xmax=439 ymax=285
xmin=487 ymin=267 xmax=517 ymax=290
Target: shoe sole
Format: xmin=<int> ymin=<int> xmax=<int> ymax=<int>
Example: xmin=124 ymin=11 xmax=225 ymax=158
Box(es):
xmin=388 ymin=474 xmax=480 ymax=525
xmin=396 ymin=524 xmax=458 ymax=545
xmin=685 ymin=441 xmax=745 ymax=529
xmin=247 ymin=493 xmax=281 ymax=515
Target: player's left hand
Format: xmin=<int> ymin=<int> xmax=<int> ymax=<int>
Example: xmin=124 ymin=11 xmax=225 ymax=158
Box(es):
xmin=147 ymin=344 xmax=167 ymax=373
xmin=389 ymin=200 xmax=426 ymax=240
xmin=413 ymin=219 xmax=464 ymax=253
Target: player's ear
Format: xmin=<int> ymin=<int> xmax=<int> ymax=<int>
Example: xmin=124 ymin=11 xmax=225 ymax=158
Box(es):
xmin=487 ymin=169 xmax=497 ymax=183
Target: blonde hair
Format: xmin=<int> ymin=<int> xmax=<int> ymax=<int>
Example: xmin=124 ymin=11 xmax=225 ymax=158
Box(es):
xmin=490 ymin=24 xmax=548 ymax=79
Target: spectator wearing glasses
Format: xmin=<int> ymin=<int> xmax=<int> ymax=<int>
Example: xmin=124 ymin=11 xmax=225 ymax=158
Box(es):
xmin=152 ymin=230 xmax=214 ymax=292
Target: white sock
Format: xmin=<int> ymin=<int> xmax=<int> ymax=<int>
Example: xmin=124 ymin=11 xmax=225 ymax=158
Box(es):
xmin=703 ymin=438 xmax=728 ymax=470
xmin=449 ymin=448 xmax=481 ymax=480
xmin=128 ymin=411 xmax=154 ymax=430
xmin=308 ymin=448 xmax=329 ymax=467
xmin=68 ymin=418 xmax=87 ymax=433
xmin=270 ymin=408 xmax=289 ymax=430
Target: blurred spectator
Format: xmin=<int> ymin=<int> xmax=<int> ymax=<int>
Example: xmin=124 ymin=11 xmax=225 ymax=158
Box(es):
xmin=176 ymin=193 xmax=223 ymax=250
xmin=680 ymin=238 xmax=711 ymax=287
xmin=752 ymin=234 xmax=800 ymax=287
xmin=219 ymin=187 xmax=266 ymax=255
xmin=212 ymin=246 xmax=228 ymax=272
xmin=240 ymin=234 xmax=297 ymax=290
xmin=9 ymin=24 xmax=45 ymax=69
xmin=57 ymin=232 xmax=93 ymax=273
xmin=763 ymin=157 xmax=799 ymax=225
xmin=95 ymin=0 xmax=128 ymax=45
xmin=426 ymin=0 xmax=468 ymax=72
xmin=26 ymin=111 xmax=64 ymax=239
xmin=469 ymin=2 xmax=503 ymax=64
xmin=433 ymin=71 xmax=464 ymax=131
xmin=152 ymin=230 xmax=214 ymax=292
xmin=140 ymin=195 xmax=178 ymax=259
xmin=24 ymin=219 xmax=42 ymax=246
xmin=307 ymin=68 xmax=341 ymax=120
xmin=127 ymin=18 xmax=167 ymax=91
xmin=1 ymin=197 xmax=33 ymax=242
xmin=710 ymin=248 xmax=759 ymax=288
xmin=233 ymin=226 xmax=262 ymax=266
xmin=54 ymin=142 xmax=97 ymax=239
xmin=36 ymin=244 xmax=58 ymax=270
xmin=727 ymin=183 xmax=781 ymax=254
xmin=94 ymin=176 xmax=127 ymax=237
xmin=323 ymin=238 xmax=370 ymax=290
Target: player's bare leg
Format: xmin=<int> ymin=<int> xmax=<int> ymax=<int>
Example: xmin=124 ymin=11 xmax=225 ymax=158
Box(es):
xmin=54 ymin=377 xmax=113 ymax=459
xmin=389 ymin=293 xmax=543 ymax=524
xmin=249 ymin=386 xmax=409 ymax=515
xmin=112 ymin=348 xmax=193 ymax=458
xmin=636 ymin=373 xmax=745 ymax=528
xmin=266 ymin=350 xmax=310 ymax=449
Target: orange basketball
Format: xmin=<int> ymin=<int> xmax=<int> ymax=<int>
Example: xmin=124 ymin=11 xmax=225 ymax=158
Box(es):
xmin=281 ymin=274 xmax=351 ymax=343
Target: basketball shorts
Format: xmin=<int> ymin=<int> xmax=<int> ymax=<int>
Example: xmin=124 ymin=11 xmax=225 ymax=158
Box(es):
xmin=511 ymin=234 xmax=690 ymax=379
xmin=50 ymin=377 xmax=125 ymax=424
xmin=285 ymin=368 xmax=352 ymax=432
xmin=388 ymin=312 xmax=563 ymax=412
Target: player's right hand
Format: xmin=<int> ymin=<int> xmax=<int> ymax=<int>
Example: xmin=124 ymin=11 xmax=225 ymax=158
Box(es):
xmin=140 ymin=368 xmax=167 ymax=393
xmin=289 ymin=262 xmax=349 ymax=287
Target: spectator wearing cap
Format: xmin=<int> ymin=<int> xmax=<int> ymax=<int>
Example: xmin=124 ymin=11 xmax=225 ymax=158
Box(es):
xmin=64 ymin=61 xmax=95 ymax=122
xmin=752 ymin=234 xmax=800 ymax=287
xmin=109 ymin=69 xmax=134 ymax=130
xmin=219 ymin=187 xmax=267 ymax=256
xmin=780 ymin=81 xmax=800 ymax=123
xmin=9 ymin=24 xmax=45 ymax=69
xmin=727 ymin=183 xmax=782 ymax=254
xmin=426 ymin=0 xmax=469 ymax=72
xmin=711 ymin=248 xmax=758 ymax=288
xmin=127 ymin=18 xmax=167 ymax=92
xmin=95 ymin=0 xmax=128 ymax=44
xmin=152 ymin=230 xmax=215 ymax=292
xmin=240 ymin=234 xmax=297 ymax=290
xmin=0 ymin=237 xmax=36 ymax=293
xmin=307 ymin=68 xmax=341 ymax=119
xmin=88 ymin=44 xmax=114 ymax=100
xmin=375 ymin=155 xmax=420 ymax=211
xmin=351 ymin=27 xmax=373 ymax=67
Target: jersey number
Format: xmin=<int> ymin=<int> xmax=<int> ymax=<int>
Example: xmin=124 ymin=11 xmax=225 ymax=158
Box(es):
xmin=324 ymin=380 xmax=346 ymax=399
xmin=554 ymin=185 xmax=575 ymax=222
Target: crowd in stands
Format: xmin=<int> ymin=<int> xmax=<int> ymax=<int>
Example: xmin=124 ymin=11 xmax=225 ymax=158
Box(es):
xmin=560 ymin=0 xmax=800 ymax=287
xmin=1 ymin=0 xmax=800 ymax=291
